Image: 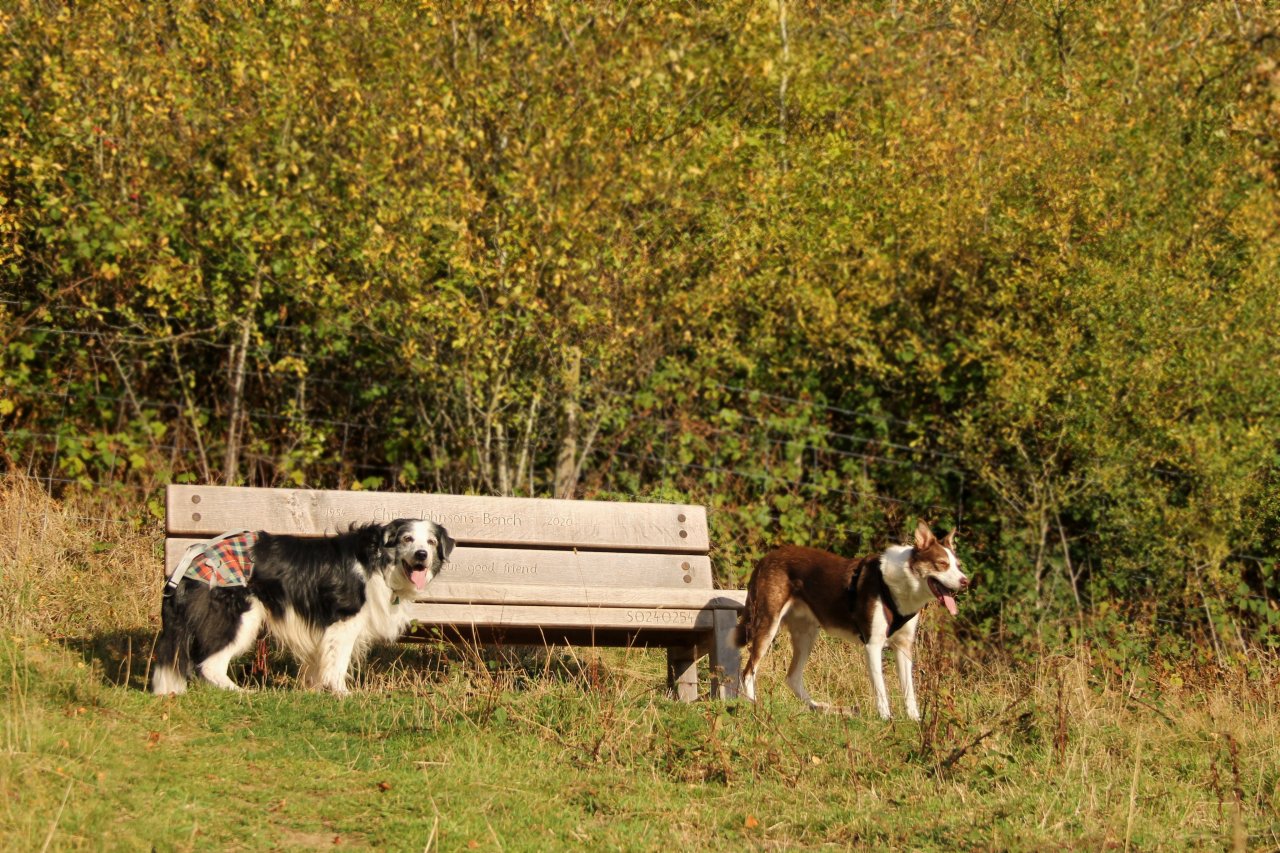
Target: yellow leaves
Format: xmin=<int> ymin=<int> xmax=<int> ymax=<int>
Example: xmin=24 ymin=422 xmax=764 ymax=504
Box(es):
xmin=270 ymin=356 xmax=308 ymax=378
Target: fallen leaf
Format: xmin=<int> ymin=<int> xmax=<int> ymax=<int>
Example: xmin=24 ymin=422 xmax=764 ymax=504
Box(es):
xmin=745 ymin=815 xmax=759 ymax=829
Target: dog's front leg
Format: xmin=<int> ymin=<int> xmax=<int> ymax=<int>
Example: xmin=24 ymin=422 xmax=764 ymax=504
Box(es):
xmin=896 ymin=651 xmax=919 ymax=721
xmin=864 ymin=641 xmax=892 ymax=720
xmin=317 ymin=616 xmax=364 ymax=695
xmin=891 ymin=622 xmax=921 ymax=721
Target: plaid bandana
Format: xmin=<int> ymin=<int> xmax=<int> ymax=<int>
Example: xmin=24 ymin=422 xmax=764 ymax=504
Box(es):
xmin=184 ymin=531 xmax=259 ymax=587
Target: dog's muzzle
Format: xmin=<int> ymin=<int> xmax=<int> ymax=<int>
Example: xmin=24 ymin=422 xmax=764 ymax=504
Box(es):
xmin=404 ymin=558 xmax=433 ymax=591
xmin=927 ymin=577 xmax=964 ymax=616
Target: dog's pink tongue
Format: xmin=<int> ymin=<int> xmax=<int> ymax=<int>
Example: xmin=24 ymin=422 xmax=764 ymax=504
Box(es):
xmin=409 ymin=569 xmax=429 ymax=590
xmin=938 ymin=593 xmax=958 ymax=616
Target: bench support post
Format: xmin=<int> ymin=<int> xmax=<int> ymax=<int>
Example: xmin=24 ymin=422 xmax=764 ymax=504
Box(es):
xmin=667 ymin=646 xmax=698 ymax=702
xmin=708 ymin=609 xmax=741 ymax=700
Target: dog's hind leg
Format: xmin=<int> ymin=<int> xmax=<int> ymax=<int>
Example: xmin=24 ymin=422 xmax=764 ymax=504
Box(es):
xmin=152 ymin=589 xmax=194 ymax=695
xmin=199 ymin=598 xmax=265 ymax=690
xmin=741 ymin=598 xmax=790 ymax=702
xmin=783 ymin=615 xmax=828 ymax=711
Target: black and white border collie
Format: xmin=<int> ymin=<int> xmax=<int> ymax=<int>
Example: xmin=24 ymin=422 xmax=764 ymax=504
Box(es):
xmin=151 ymin=519 xmax=454 ymax=696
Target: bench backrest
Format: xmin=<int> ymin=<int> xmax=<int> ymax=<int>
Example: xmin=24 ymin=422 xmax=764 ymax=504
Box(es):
xmin=164 ymin=485 xmax=712 ymax=592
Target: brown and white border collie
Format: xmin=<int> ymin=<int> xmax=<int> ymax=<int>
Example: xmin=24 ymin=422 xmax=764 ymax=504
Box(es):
xmin=735 ymin=520 xmax=968 ymax=720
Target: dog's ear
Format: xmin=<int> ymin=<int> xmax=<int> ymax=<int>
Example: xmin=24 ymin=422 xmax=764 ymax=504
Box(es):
xmin=382 ymin=521 xmax=406 ymax=549
xmin=912 ymin=519 xmax=936 ymax=551
xmin=941 ymin=528 xmax=956 ymax=549
xmin=435 ymin=525 xmax=456 ymax=563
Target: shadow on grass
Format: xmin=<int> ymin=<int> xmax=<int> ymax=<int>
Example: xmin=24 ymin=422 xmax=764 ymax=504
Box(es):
xmin=59 ymin=630 xmax=604 ymax=694
xmin=361 ymin=639 xmax=607 ymax=693
xmin=57 ymin=629 xmax=307 ymax=692
xmin=59 ymin=629 xmax=158 ymax=692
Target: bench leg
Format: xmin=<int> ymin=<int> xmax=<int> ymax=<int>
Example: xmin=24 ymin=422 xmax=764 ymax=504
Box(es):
xmin=709 ymin=609 xmax=742 ymax=700
xmin=667 ymin=646 xmax=698 ymax=702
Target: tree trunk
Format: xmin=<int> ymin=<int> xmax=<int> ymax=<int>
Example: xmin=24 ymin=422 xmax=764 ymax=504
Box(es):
xmin=553 ymin=347 xmax=582 ymax=499
xmin=223 ymin=277 xmax=261 ymax=485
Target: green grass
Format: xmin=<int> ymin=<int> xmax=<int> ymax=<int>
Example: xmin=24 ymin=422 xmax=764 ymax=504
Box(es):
xmin=4 ymin=632 xmax=1279 ymax=852
xmin=2 ymin=478 xmax=1278 ymax=850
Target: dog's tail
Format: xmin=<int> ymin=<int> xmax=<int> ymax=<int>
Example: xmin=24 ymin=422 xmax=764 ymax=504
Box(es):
xmin=150 ymin=589 xmax=194 ymax=695
xmin=734 ymin=556 xmax=766 ymax=648
xmin=734 ymin=588 xmax=754 ymax=648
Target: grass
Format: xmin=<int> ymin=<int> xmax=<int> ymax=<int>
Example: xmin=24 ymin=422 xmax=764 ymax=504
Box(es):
xmin=2 ymin=477 xmax=1279 ymax=850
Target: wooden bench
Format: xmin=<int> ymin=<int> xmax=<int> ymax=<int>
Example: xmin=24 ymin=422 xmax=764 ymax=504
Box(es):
xmin=164 ymin=485 xmax=744 ymax=700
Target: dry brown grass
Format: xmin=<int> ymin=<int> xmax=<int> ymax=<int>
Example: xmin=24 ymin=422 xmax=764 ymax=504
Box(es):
xmin=0 ymin=474 xmax=161 ymax=637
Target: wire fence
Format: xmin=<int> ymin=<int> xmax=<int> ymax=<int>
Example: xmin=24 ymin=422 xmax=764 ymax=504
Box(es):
xmin=3 ymin=320 xmax=966 ymax=492
xmin=5 ymin=309 xmax=1214 ymax=481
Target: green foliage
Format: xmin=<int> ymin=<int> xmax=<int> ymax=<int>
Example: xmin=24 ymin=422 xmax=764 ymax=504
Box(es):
xmin=2 ymin=1 xmax=1278 ymax=647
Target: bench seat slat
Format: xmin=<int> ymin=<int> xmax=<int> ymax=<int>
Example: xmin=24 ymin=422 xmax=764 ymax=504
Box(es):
xmin=166 ymin=485 xmax=708 ymax=552
xmin=417 ymin=582 xmax=746 ymax=611
xmin=403 ymin=602 xmax=715 ymax=632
